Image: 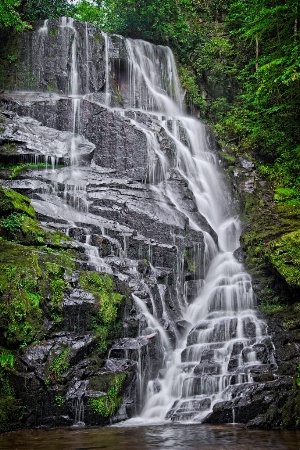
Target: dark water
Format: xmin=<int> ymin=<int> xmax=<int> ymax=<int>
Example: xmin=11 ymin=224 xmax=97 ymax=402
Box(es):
xmin=0 ymin=424 xmax=299 ymax=450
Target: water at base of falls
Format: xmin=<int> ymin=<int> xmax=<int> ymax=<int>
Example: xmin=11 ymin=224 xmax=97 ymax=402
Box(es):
xmin=21 ymin=19 xmax=276 ymax=425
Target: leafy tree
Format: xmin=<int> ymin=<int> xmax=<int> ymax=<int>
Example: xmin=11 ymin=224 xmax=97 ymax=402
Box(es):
xmin=72 ymin=0 xmax=106 ymax=28
xmin=0 ymin=0 xmax=29 ymax=30
xmin=20 ymin=0 xmax=76 ymax=22
xmin=222 ymin=0 xmax=300 ymax=188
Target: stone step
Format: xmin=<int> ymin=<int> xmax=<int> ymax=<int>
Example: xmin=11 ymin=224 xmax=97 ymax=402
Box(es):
xmin=193 ymin=362 xmax=221 ymax=375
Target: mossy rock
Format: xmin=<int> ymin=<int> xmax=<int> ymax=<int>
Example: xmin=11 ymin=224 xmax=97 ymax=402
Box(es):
xmin=0 ymin=142 xmax=17 ymax=156
xmin=0 ymin=370 xmax=23 ymax=432
xmin=88 ymin=372 xmax=127 ymax=418
xmin=240 ymin=178 xmax=300 ymax=304
xmin=0 ymin=237 xmax=77 ymax=346
xmin=0 ymin=186 xmax=35 ymax=218
xmin=79 ymin=271 xmax=125 ymax=356
xmin=0 ymin=239 xmax=44 ymax=346
xmin=265 ymin=229 xmax=300 ymax=290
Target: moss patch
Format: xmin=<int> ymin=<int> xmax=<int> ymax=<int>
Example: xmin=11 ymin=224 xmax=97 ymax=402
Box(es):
xmin=0 ymin=237 xmax=76 ymax=346
xmin=0 ymin=186 xmax=35 ymax=218
xmin=265 ymin=230 xmax=300 ymax=289
xmin=88 ymin=372 xmax=127 ymax=418
xmin=79 ymin=271 xmax=124 ymax=356
xmin=46 ymin=347 xmax=71 ymax=384
xmin=240 ymin=180 xmax=300 ymax=305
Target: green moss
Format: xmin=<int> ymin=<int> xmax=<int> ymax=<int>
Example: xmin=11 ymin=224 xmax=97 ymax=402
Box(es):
xmin=239 ymin=175 xmax=300 ymax=305
xmin=79 ymin=271 xmax=124 ymax=356
xmin=266 ymin=230 xmax=300 ymax=289
xmin=9 ymin=162 xmax=48 ymax=179
xmin=220 ymin=152 xmax=236 ymax=165
xmin=259 ymin=300 xmax=285 ymax=314
xmin=55 ymin=394 xmax=65 ymax=406
xmin=0 ymin=235 xmax=77 ymax=346
xmin=0 ymin=142 xmax=17 ymax=155
xmin=296 ymin=364 xmax=300 ymax=389
xmin=79 ymin=272 xmax=123 ymax=325
xmin=0 ymin=240 xmax=43 ymax=346
xmin=88 ymin=372 xmax=127 ymax=418
xmin=49 ymin=28 xmax=59 ymax=36
xmin=0 ymin=349 xmax=14 ymax=369
xmin=184 ymin=248 xmax=197 ymax=274
xmin=94 ymin=31 xmax=104 ymax=43
xmin=113 ymin=79 xmax=124 ymax=107
xmin=0 ymin=186 xmax=35 ymax=218
xmin=46 ymin=347 xmax=70 ymax=383
xmin=1 ymin=212 xmax=25 ymax=235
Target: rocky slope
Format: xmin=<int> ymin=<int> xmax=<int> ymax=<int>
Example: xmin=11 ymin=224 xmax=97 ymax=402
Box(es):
xmin=0 ymin=18 xmax=210 ymax=430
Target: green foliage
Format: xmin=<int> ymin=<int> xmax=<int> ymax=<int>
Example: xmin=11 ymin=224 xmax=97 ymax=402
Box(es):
xmin=0 ymin=196 xmax=75 ymax=347
xmin=0 ymin=186 xmax=35 ymax=218
xmin=79 ymin=271 xmax=123 ymax=325
xmin=45 ymin=262 xmax=66 ymax=310
xmin=8 ymin=162 xmax=48 ymax=179
xmin=0 ymin=0 xmax=30 ymax=31
xmin=219 ymin=0 xmax=300 ymax=189
xmin=296 ymin=364 xmax=300 ymax=388
xmin=88 ymin=372 xmax=127 ymax=417
xmin=266 ymin=230 xmax=300 ymax=289
xmin=55 ymin=394 xmax=65 ymax=406
xmin=259 ymin=297 xmax=285 ymax=314
xmin=0 ymin=349 xmax=14 ymax=369
xmin=79 ymin=271 xmax=123 ymax=356
xmin=0 ymin=241 xmax=43 ymax=346
xmin=1 ymin=212 xmax=24 ymax=235
xmin=47 ymin=348 xmax=70 ymax=382
xmin=21 ymin=0 xmax=75 ymax=22
xmin=73 ymin=0 xmax=105 ymax=28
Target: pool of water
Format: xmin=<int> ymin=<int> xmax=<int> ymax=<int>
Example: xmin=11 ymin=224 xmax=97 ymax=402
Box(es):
xmin=0 ymin=424 xmax=299 ymax=450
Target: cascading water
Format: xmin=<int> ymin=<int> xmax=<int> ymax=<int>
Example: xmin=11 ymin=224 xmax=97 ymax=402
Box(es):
xmin=110 ymin=38 xmax=275 ymax=423
xmin=1 ymin=19 xmax=276 ymax=426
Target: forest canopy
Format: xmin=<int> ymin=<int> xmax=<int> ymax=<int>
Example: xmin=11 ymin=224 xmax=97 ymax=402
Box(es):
xmin=0 ymin=0 xmax=299 ymax=194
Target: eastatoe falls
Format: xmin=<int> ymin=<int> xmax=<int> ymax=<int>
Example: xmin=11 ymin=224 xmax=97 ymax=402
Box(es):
xmin=0 ymin=17 xmax=299 ymax=446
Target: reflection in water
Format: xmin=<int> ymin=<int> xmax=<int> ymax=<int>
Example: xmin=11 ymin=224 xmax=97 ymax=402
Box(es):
xmin=0 ymin=424 xmax=299 ymax=450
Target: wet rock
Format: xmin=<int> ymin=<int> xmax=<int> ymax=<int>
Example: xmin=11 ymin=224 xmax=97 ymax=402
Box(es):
xmin=166 ymin=397 xmax=212 ymax=421
xmin=233 ymin=247 xmax=244 ymax=263
xmin=203 ymin=376 xmax=294 ymax=427
xmin=175 ymin=319 xmax=192 ymax=336
xmin=228 ymin=357 xmax=240 ymax=372
xmin=184 ymin=280 xmax=204 ymax=304
xmin=193 ymin=363 xmax=221 ymax=375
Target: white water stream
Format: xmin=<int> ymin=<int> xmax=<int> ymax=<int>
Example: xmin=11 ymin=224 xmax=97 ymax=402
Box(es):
xmin=113 ymin=38 xmax=272 ymax=423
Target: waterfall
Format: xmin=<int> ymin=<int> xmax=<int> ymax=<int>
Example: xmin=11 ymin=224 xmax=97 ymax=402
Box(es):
xmin=3 ymin=19 xmax=276 ymax=425
xmin=112 ymin=39 xmax=273 ymax=423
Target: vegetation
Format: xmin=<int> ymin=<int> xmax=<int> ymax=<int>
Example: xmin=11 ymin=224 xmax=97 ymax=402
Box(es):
xmin=79 ymin=271 xmax=124 ymax=356
xmin=0 ymin=187 xmax=77 ymax=347
xmin=89 ymin=372 xmax=127 ymax=417
xmin=1 ymin=0 xmax=298 ymax=198
xmin=0 ymin=0 xmax=30 ymax=31
xmin=46 ymin=347 xmax=70 ymax=383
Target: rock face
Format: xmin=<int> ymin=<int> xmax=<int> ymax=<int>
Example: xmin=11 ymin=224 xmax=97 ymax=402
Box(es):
xmin=0 ymin=17 xmax=298 ymax=431
xmin=0 ymin=18 xmax=210 ymax=429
